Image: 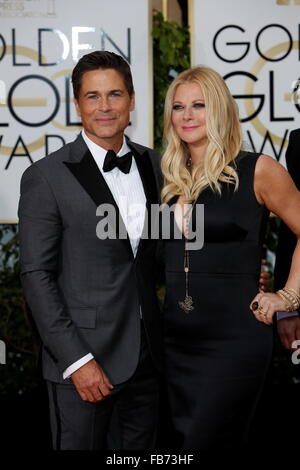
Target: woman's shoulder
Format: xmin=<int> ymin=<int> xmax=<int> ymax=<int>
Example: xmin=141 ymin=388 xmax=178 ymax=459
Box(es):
xmin=255 ymin=153 xmax=287 ymax=177
xmin=236 ymin=151 xmax=285 ymax=178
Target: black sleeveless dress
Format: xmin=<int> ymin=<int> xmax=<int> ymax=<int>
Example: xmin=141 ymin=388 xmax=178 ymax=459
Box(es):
xmin=163 ymin=151 xmax=273 ymax=450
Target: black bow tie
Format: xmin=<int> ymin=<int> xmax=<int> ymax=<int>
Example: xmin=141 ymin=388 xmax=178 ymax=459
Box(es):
xmin=103 ymin=149 xmax=132 ymax=174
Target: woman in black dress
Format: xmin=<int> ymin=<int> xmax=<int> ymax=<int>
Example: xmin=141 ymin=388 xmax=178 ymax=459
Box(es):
xmin=161 ymin=66 xmax=300 ymax=450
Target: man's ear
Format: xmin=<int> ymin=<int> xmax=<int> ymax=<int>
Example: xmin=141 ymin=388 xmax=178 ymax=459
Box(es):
xmin=130 ymin=92 xmax=135 ymax=112
xmin=74 ymin=98 xmax=81 ymax=117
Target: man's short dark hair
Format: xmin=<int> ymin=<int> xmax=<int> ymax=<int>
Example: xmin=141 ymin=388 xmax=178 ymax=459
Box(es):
xmin=72 ymin=51 xmax=134 ymax=100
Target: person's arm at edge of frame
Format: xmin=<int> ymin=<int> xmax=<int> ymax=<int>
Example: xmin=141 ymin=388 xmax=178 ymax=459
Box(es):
xmin=249 ymin=154 xmax=300 ymax=326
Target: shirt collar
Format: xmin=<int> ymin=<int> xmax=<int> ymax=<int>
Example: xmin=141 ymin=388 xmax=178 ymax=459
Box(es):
xmin=81 ymin=129 xmax=131 ymax=164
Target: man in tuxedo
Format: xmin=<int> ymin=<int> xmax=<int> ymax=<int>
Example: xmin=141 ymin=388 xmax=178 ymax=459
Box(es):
xmin=18 ymin=51 xmax=163 ymax=450
xmin=274 ymin=129 xmax=300 ymax=349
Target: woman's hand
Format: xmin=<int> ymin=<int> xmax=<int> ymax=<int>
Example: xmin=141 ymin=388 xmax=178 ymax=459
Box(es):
xmin=250 ymin=292 xmax=288 ymax=325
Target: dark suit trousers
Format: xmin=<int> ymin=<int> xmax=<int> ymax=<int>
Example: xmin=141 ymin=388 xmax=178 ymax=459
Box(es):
xmin=47 ymin=322 xmax=159 ymax=450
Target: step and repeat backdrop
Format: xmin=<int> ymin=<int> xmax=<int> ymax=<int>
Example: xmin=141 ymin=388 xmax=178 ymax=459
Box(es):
xmin=190 ymin=0 xmax=299 ymax=165
xmin=0 ymin=0 xmax=152 ymax=221
xmin=2 ymin=0 xmax=298 ymax=221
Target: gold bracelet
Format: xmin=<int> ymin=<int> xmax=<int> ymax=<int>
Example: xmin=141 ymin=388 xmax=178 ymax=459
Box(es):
xmin=280 ymin=287 xmax=300 ymax=302
xmin=283 ymin=287 xmax=300 ymax=302
xmin=282 ymin=287 xmax=300 ymax=309
xmin=276 ymin=291 xmax=296 ymax=312
xmin=276 ymin=289 xmax=300 ymax=311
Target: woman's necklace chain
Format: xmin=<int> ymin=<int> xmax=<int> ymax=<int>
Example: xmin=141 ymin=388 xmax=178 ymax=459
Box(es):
xmin=178 ymin=199 xmax=197 ymax=313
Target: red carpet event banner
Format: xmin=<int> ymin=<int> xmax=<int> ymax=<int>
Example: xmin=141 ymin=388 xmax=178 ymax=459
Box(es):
xmin=0 ymin=0 xmax=152 ymax=221
xmin=190 ymin=0 xmax=299 ymax=164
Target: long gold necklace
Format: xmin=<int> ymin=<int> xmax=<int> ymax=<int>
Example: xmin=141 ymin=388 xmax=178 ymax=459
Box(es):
xmin=178 ymin=198 xmax=197 ymax=313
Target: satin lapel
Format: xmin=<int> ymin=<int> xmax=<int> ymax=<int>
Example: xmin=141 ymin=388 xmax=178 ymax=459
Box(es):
xmin=128 ymin=142 xmax=159 ymax=258
xmin=63 ymin=147 xmax=133 ymax=257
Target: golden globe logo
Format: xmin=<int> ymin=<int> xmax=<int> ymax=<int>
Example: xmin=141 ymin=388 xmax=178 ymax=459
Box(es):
xmin=0 ymin=27 xmax=131 ymax=169
xmin=213 ymin=23 xmax=299 ymax=160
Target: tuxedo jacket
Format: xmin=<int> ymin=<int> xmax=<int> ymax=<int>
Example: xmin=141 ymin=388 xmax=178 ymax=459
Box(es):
xmin=18 ymin=134 xmax=163 ymax=384
xmin=274 ymin=129 xmax=300 ymax=291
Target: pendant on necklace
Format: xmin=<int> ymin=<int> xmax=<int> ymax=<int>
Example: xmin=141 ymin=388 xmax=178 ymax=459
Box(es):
xmin=178 ymin=295 xmax=194 ymax=313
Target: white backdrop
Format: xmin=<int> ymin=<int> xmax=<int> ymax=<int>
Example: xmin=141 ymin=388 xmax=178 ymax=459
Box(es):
xmin=0 ymin=0 xmax=152 ymax=221
xmin=190 ymin=0 xmax=299 ymax=165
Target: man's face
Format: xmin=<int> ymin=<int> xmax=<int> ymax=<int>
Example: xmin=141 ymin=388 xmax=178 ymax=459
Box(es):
xmin=74 ymin=68 xmax=135 ymax=151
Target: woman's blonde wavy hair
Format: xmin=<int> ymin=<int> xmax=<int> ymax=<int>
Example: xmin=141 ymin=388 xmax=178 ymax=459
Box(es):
xmin=161 ymin=66 xmax=243 ymax=203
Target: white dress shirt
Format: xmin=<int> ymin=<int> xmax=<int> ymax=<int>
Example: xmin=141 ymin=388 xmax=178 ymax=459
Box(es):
xmin=63 ymin=130 xmax=147 ymax=380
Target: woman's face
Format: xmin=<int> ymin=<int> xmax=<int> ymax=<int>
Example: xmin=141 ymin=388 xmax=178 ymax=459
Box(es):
xmin=171 ymin=82 xmax=207 ymax=149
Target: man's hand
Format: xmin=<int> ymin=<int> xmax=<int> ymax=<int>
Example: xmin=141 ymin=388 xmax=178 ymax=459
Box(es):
xmin=71 ymin=359 xmax=114 ymax=403
xmin=277 ymin=316 xmax=300 ymax=350
xmin=259 ymin=259 xmax=270 ymax=292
